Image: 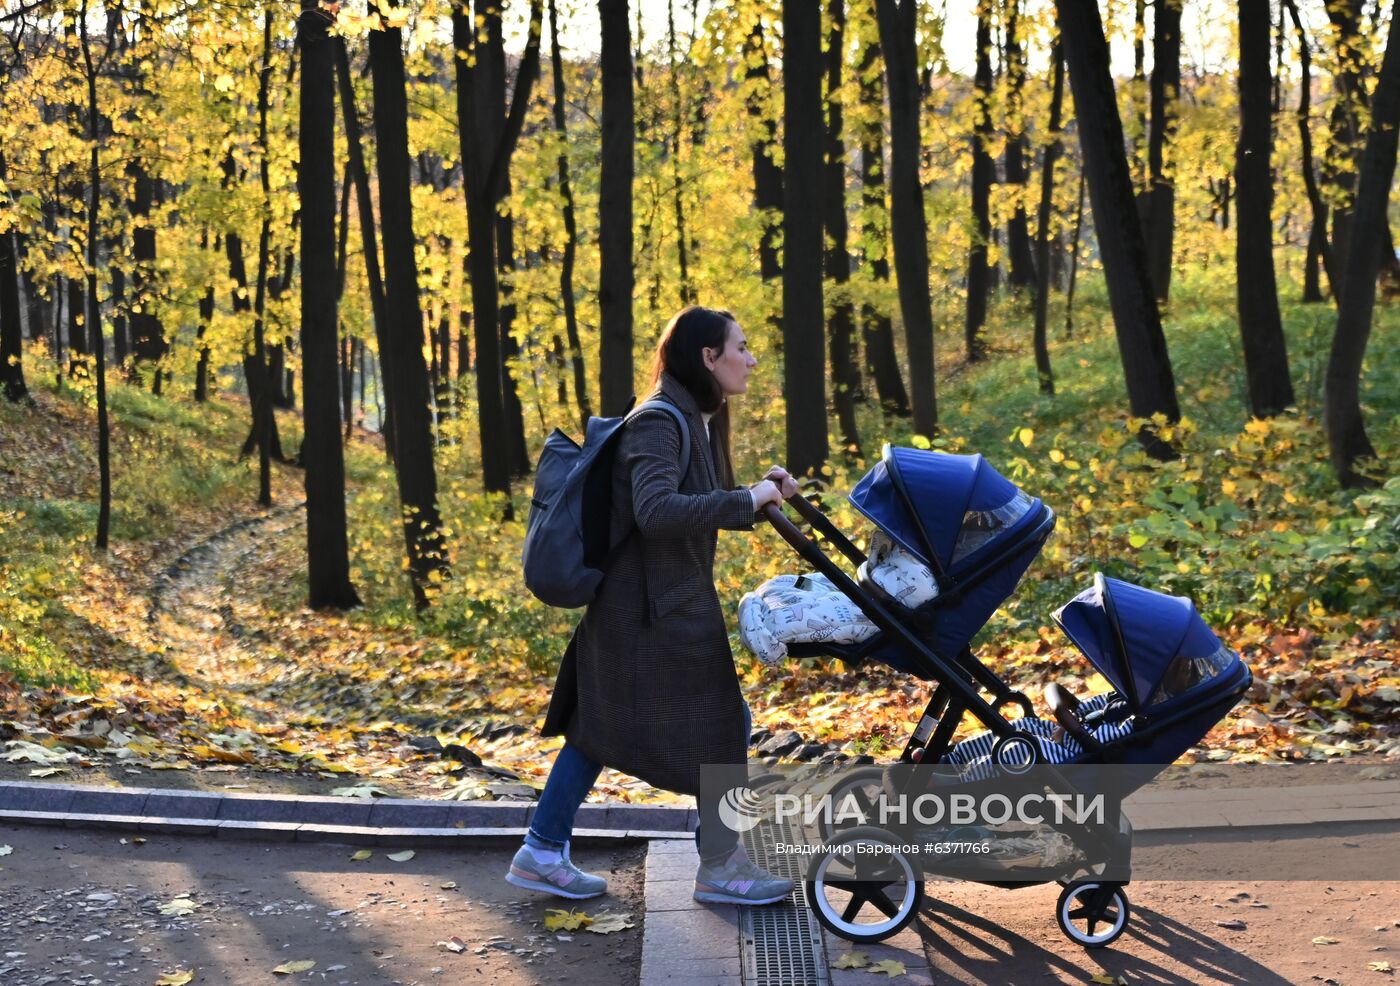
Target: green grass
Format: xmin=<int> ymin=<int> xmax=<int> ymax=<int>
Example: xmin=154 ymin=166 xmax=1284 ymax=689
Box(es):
xmin=0 ymin=355 xmax=295 ymax=687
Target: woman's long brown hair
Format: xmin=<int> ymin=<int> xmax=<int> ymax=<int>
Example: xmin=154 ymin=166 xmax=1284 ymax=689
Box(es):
xmin=651 ymin=306 xmax=738 ymax=488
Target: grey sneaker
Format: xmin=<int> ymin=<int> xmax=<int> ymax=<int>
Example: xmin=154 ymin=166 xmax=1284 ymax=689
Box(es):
xmin=694 ymin=847 xmax=794 ymax=905
xmin=505 ymin=843 xmax=607 ymax=900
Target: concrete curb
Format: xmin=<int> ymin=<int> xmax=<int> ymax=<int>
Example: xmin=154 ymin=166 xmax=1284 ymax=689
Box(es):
xmin=5 ymin=779 xmax=1398 ymax=846
xmin=0 ymin=781 xmax=695 ymax=846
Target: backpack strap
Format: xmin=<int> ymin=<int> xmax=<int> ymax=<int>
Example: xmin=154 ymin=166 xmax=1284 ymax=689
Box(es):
xmin=624 ymin=398 xmax=691 ymax=475
xmin=601 ymin=399 xmax=694 ymax=615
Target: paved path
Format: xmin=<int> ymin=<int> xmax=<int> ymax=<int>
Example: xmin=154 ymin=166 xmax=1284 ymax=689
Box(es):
xmin=0 ymin=823 xmax=646 ymax=986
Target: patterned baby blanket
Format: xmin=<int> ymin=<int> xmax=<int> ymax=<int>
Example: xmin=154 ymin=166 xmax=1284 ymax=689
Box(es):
xmin=737 ymin=531 xmax=938 ymax=666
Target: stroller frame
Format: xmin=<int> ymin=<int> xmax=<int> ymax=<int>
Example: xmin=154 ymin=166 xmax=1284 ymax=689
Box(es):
xmin=765 ymin=488 xmax=1054 ymax=764
xmin=758 ymin=471 xmax=1249 ymax=948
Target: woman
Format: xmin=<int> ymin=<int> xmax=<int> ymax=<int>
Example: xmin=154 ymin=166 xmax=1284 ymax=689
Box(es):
xmin=506 ymin=306 xmax=799 ymax=905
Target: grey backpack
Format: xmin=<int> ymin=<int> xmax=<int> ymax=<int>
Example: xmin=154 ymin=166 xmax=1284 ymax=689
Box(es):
xmin=522 ymin=399 xmax=690 ymax=608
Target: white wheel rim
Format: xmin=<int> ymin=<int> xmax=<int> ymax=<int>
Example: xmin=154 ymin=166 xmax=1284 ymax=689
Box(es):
xmin=812 ymin=838 xmax=918 ymax=937
xmin=1060 ymin=884 xmax=1126 ymax=945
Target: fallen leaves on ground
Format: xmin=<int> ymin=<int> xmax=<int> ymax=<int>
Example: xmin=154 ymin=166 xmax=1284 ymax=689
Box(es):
xmin=386 ymin=849 xmax=415 ymax=862
xmin=1313 ymin=935 xmax=1341 ymax=945
xmin=4 ymin=381 xmax=1399 ymax=803
xmin=349 ymin=849 xmax=372 ymax=862
xmin=271 ymin=959 xmax=316 ymax=974
xmin=154 ymin=972 xmax=194 ymax=985
xmin=584 ymin=911 xmax=635 ymax=934
xmin=332 ymin=784 xmax=391 ymax=798
xmin=439 ymin=936 xmax=466 ymax=953
xmin=1370 ymin=961 xmax=1394 ymax=973
xmin=867 ymin=959 xmax=907 ymax=977
xmin=157 ymin=895 xmax=199 ymax=917
xmin=543 ymin=908 xmax=591 ymax=932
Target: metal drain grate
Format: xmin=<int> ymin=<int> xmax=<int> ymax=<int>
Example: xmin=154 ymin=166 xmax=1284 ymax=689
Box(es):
xmin=740 ymin=818 xmax=829 ymax=986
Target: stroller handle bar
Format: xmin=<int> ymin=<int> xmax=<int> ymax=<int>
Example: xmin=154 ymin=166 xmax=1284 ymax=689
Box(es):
xmin=760 ymin=498 xmax=1021 ymax=741
xmin=782 ymin=493 xmax=868 ymax=567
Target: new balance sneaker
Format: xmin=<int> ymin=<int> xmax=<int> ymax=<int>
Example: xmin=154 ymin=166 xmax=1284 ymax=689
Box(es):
xmin=505 ymin=843 xmax=607 ymax=900
xmin=693 ymin=847 xmax=794 ymax=905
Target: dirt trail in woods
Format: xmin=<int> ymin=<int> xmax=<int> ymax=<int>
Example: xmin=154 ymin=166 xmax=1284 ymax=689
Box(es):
xmin=144 ymin=505 xmax=306 ymax=722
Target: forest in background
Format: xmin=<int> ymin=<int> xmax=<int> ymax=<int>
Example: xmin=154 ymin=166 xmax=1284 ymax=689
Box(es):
xmin=1 ymin=0 xmax=1399 ymax=793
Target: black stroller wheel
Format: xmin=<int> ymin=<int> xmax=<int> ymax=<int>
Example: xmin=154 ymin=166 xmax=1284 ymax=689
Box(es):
xmin=813 ymin=766 xmax=888 ymax=842
xmin=805 ymin=826 xmax=924 ymax=943
xmin=1056 ymin=881 xmax=1130 ymax=948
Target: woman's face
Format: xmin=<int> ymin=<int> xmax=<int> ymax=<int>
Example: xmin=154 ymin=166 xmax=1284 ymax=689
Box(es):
xmin=703 ymin=322 xmax=757 ymax=397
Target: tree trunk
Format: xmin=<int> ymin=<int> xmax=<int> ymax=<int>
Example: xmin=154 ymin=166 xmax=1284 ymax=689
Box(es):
xmin=127 ymin=161 xmax=164 ymax=387
xmin=335 ymin=37 xmax=394 ymax=461
xmin=667 ymin=0 xmax=693 ymax=305
xmin=876 ymin=0 xmax=937 ymax=436
xmin=221 ymin=154 xmax=282 ymax=464
xmin=824 ymin=0 xmax=861 ymax=460
xmin=548 ymin=0 xmax=592 ymax=430
xmin=454 ymin=0 xmax=542 ymax=496
xmin=1031 ymin=40 xmax=1064 ymax=396
xmin=1003 ymin=0 xmax=1037 ymax=289
xmin=856 ymin=23 xmax=910 ymax=419
xmin=17 ymin=230 xmax=46 ymax=346
xmin=0 ymin=152 xmax=27 ymax=402
xmin=1142 ymin=0 xmax=1180 ymax=305
xmin=249 ymin=9 xmax=276 ymax=506
xmin=298 ymin=0 xmax=361 ymax=610
xmin=370 ymin=0 xmax=448 ymax=604
xmin=481 ymin=4 xmax=535 ymax=478
xmin=267 ymin=240 xmax=297 ymax=409
xmin=744 ymin=21 xmax=784 ymax=291
xmin=1283 ymin=0 xmax=1336 ymax=303
xmin=598 ymin=0 xmax=635 ymax=415
xmin=497 ymin=195 xmax=532 ymax=476
xmin=1326 ymin=0 xmax=1366 ymax=286
xmin=77 ymin=3 xmax=110 ymax=549
xmin=435 ymin=311 xmax=451 ymax=426
xmin=782 ymin=0 xmax=828 ymax=477
xmin=195 ymin=230 xmax=214 ymax=402
xmin=1236 ymin=0 xmax=1294 ymax=419
xmin=68 ymin=276 xmax=87 ymax=367
xmin=965 ymin=2 xmax=994 ymax=360
xmin=1131 ymin=0 xmax=1147 ymax=186
xmin=1056 ymin=0 xmax=1180 ymax=457
xmin=51 ymin=270 xmax=64 ymax=376
xmin=109 ymin=250 xmax=127 ymax=367
xmin=1326 ymin=1 xmax=1400 ymax=488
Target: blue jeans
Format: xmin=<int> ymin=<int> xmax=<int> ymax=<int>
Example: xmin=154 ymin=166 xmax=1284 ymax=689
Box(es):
xmin=526 ymin=701 xmax=753 ymax=866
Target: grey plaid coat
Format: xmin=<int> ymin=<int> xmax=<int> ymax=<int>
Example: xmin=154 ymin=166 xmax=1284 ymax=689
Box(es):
xmin=541 ymin=373 xmax=756 ymax=795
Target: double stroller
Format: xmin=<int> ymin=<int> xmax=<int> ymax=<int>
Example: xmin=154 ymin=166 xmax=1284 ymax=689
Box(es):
xmin=749 ymin=445 xmax=1252 ymax=947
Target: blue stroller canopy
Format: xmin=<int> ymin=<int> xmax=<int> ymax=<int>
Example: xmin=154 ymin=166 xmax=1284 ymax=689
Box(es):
xmin=849 ymin=446 xmax=1039 ymax=578
xmin=1054 ymin=574 xmax=1233 ymax=711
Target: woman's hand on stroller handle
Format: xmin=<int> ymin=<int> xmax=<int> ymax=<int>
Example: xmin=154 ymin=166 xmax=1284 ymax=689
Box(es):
xmin=749 ymin=479 xmax=784 ymax=511
xmin=763 ymin=465 xmax=800 ymax=498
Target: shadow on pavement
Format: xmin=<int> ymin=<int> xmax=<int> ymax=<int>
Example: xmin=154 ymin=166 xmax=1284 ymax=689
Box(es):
xmin=919 ymin=894 xmax=1291 ymax=986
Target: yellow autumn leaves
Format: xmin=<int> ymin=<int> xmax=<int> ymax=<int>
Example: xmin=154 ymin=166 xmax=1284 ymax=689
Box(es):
xmin=543 ymin=908 xmax=636 ymax=934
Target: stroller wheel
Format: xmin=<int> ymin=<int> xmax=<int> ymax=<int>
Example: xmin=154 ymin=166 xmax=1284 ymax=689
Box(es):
xmin=1056 ymin=881 xmax=1130 ymax=948
xmin=813 ymin=766 xmax=887 ymax=842
xmin=805 ymin=826 xmax=924 ymax=943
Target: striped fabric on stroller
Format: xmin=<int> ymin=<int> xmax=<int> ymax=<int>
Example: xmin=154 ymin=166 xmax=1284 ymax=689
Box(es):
xmin=944 ymin=694 xmax=1136 ymax=774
